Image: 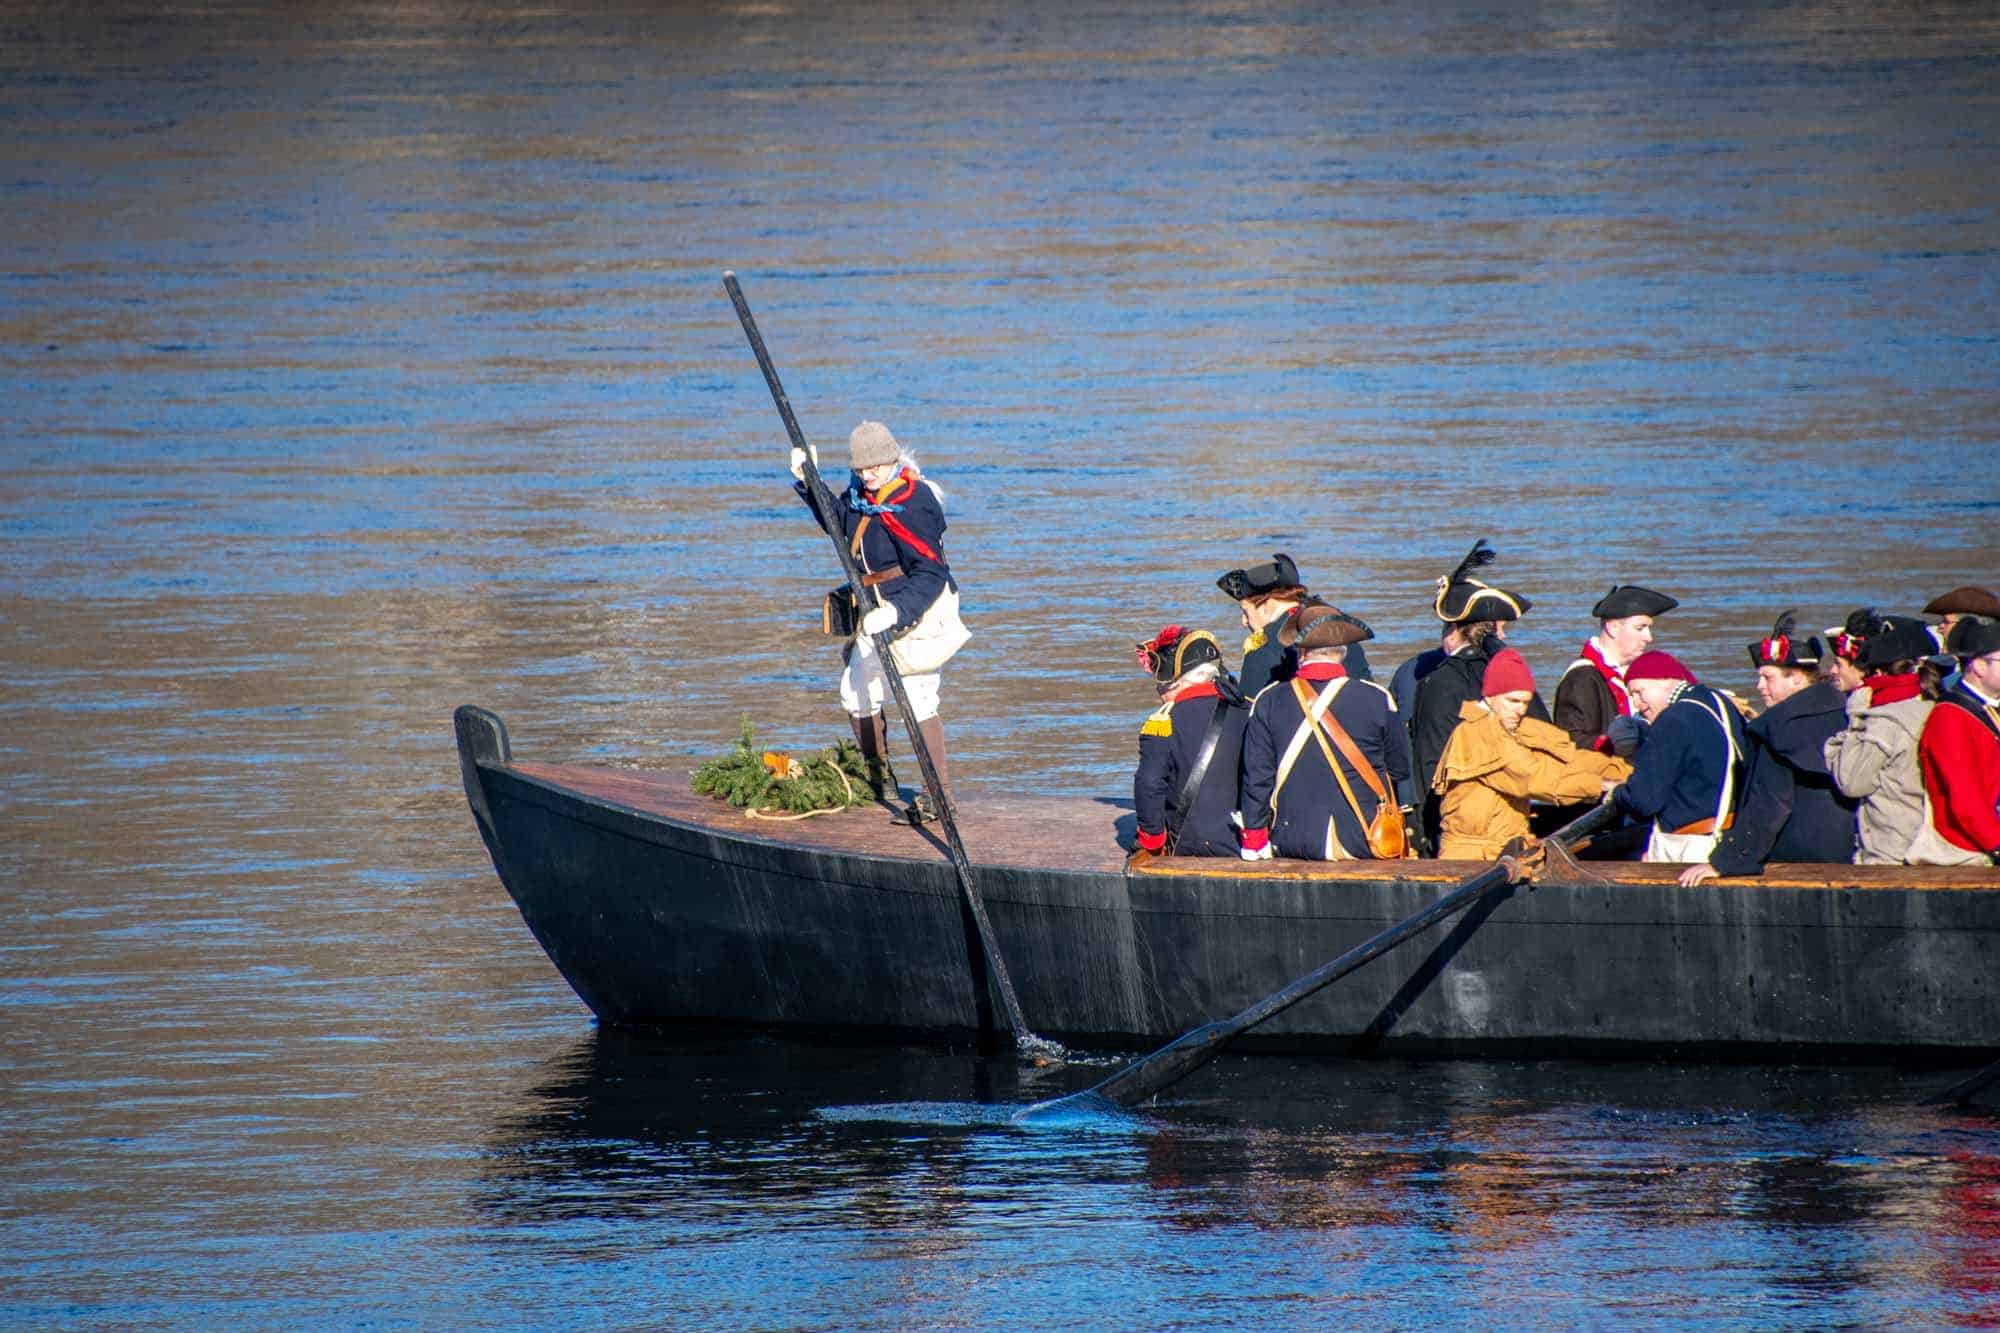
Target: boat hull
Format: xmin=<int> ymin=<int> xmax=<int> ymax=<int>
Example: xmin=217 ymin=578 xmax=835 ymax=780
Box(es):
xmin=457 ymin=706 xmax=2000 ymax=1060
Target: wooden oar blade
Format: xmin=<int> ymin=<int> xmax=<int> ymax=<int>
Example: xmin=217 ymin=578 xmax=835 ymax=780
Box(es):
xmin=1090 ymin=1022 xmax=1236 ymax=1109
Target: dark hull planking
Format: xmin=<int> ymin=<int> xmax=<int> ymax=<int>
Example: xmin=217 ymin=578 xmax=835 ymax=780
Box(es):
xmin=456 ymin=707 xmax=2000 ymax=1061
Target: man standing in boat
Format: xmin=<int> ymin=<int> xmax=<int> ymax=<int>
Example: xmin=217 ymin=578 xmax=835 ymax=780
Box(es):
xmin=1238 ymin=606 xmax=1410 ymax=861
xmin=1678 ymin=614 xmax=1857 ymax=884
xmin=792 ymin=421 xmax=967 ymax=826
xmin=1218 ymin=553 xmax=1373 ymax=696
xmin=1131 ymin=626 xmax=1250 ymax=857
xmin=1552 ymin=585 xmax=1679 ymax=756
xmin=1922 ymin=586 xmax=2000 ymax=655
xmin=1408 ymin=540 xmax=1546 ymax=852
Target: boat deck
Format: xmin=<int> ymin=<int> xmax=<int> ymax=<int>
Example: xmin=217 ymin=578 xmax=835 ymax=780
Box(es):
xmin=508 ymin=761 xmax=2000 ymax=892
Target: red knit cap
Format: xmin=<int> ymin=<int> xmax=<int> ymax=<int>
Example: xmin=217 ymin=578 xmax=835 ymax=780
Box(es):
xmin=1480 ymin=647 xmax=1535 ymax=697
xmin=1625 ymin=649 xmax=1696 ymax=684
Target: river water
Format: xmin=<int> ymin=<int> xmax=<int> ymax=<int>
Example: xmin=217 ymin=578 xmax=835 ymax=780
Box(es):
xmin=3 ymin=0 xmax=1997 ymax=1324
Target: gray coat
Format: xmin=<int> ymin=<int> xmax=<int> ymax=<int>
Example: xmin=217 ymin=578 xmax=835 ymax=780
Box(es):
xmin=1823 ymin=690 xmax=1932 ymax=865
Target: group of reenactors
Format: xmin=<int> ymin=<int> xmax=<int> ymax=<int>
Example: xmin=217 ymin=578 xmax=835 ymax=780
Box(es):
xmin=794 ymin=421 xmax=2000 ymax=871
xmin=1131 ymin=543 xmax=2000 ymax=875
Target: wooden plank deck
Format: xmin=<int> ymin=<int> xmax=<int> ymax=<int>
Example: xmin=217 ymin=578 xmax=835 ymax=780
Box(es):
xmin=508 ymin=760 xmax=2000 ymax=893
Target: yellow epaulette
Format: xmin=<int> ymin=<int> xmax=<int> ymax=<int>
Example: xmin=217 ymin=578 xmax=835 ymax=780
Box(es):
xmin=1242 ymin=630 xmax=1266 ymax=654
xmin=1140 ymin=702 xmax=1174 ymax=738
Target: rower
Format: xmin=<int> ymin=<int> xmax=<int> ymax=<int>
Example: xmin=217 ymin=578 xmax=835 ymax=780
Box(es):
xmin=1553 ymin=584 xmax=1679 ymax=756
xmin=1130 ymin=627 xmax=1250 ymax=858
xmin=1607 ymin=651 xmax=1746 ymax=865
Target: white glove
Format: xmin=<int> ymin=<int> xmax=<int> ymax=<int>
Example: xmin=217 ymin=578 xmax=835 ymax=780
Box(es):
xmin=860 ymin=604 xmax=899 ymax=636
xmin=1238 ymin=842 xmax=1274 ymax=862
xmin=789 ymin=444 xmax=818 ymax=482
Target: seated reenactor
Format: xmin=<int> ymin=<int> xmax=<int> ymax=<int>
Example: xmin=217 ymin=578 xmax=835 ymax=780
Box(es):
xmin=1433 ymin=648 xmax=1629 ymax=861
xmin=1608 ymin=652 xmax=1747 ymax=864
xmin=1825 ymin=617 xmax=1944 ymax=864
xmin=1131 ymin=626 xmax=1250 ymax=858
xmin=1910 ymin=617 xmax=2000 ymax=867
xmin=1409 ymin=539 xmax=1546 ymax=849
xmin=1553 ymin=584 xmax=1679 ymax=755
xmin=1680 ymin=613 xmax=1857 ymax=884
xmin=1218 ymin=552 xmax=1373 ymax=697
xmin=1239 ymin=607 xmax=1411 ymax=861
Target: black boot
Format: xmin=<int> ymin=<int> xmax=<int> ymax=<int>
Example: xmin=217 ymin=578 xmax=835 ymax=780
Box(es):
xmin=849 ymin=712 xmax=899 ymax=803
xmin=892 ymin=716 xmax=951 ymax=825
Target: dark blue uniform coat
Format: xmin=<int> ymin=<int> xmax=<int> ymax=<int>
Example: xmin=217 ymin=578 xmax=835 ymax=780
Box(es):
xmin=1708 ymin=680 xmax=1860 ymax=874
xmin=1241 ymin=671 xmax=1413 ymax=860
xmin=1240 ymin=632 xmax=1374 ymax=699
xmin=798 ymin=472 xmax=951 ymax=629
xmin=1134 ymin=689 xmax=1249 ymax=856
xmin=1615 ymin=684 xmax=1747 ymax=833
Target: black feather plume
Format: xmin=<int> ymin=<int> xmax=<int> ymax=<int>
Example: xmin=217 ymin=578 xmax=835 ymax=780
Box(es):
xmin=1771 ymin=608 xmax=1798 ymax=639
xmin=1447 ymin=538 xmax=1495 ymax=584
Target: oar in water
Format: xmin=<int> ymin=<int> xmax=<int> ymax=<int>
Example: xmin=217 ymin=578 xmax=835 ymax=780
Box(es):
xmin=721 ymin=270 xmax=1061 ymax=1066
xmin=1920 ymin=1053 xmax=2000 ymax=1107
xmin=1027 ymin=802 xmax=1621 ymax=1116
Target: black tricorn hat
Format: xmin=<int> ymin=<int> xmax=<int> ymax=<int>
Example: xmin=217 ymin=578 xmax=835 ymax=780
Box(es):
xmin=1433 ymin=539 xmax=1530 ymax=624
xmin=1748 ymin=610 xmax=1822 ymax=671
xmin=1923 ymin=586 xmax=2000 ymax=618
xmin=1856 ymin=618 xmax=1940 ymax=670
xmin=1592 ymin=585 xmax=1679 ymax=620
xmin=1217 ymin=553 xmax=1301 ymax=602
xmin=1135 ymin=625 xmax=1224 ymax=686
xmin=1946 ymin=616 xmax=2000 ymax=659
xmin=1277 ymin=599 xmax=1374 ymax=652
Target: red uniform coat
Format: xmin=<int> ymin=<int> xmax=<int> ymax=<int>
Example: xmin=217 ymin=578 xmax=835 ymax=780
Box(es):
xmin=1917 ymin=687 xmax=2000 ymax=858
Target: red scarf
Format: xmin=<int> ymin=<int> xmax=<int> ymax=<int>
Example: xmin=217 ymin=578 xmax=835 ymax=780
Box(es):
xmin=1296 ymin=661 xmax=1347 ymax=683
xmin=1580 ymin=638 xmax=1631 ymax=716
xmin=1863 ymin=672 xmax=1921 ymax=706
xmin=864 ymin=471 xmax=941 ymax=563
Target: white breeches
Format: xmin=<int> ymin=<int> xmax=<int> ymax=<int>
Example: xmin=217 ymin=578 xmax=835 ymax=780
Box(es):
xmin=1644 ymin=827 xmax=1719 ymax=864
xmin=840 ymin=633 xmax=941 ymax=721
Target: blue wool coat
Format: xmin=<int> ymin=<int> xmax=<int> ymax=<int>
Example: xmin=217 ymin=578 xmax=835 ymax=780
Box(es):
xmin=1615 ymin=684 xmax=1747 ymax=833
xmin=1241 ymin=673 xmax=1412 ymax=860
xmin=798 ymin=472 xmax=952 ymax=628
xmin=1134 ymin=690 xmax=1250 ymax=856
xmin=1709 ymin=680 xmax=1860 ymax=874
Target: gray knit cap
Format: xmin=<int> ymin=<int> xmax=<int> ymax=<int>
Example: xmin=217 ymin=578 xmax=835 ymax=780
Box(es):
xmin=848 ymin=420 xmax=900 ymax=471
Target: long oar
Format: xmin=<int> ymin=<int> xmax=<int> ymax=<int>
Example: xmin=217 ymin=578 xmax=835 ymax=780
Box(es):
xmin=1031 ymin=802 xmax=1621 ymax=1114
xmin=1920 ymin=1053 xmax=2000 ymax=1107
xmin=722 ymin=270 xmax=1057 ymax=1064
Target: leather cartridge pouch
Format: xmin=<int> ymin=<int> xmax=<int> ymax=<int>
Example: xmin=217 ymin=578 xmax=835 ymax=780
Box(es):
xmin=821 ymin=584 xmax=859 ymax=637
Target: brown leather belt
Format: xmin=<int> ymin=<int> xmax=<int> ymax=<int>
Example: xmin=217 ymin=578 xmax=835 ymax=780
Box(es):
xmin=1670 ymin=813 xmax=1735 ymax=836
xmin=860 ymin=569 xmax=902 ymax=588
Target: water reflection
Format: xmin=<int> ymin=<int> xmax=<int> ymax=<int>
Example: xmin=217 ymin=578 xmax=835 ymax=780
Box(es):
xmin=477 ymin=1030 xmax=1998 ymax=1322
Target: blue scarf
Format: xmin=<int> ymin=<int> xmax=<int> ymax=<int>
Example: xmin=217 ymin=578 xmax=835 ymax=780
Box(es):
xmin=845 ymin=475 xmax=907 ymax=516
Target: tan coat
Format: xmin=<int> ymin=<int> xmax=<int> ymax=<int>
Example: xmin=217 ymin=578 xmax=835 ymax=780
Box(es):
xmin=1433 ymin=702 xmax=1632 ymax=860
xmin=1824 ymin=689 xmax=1932 ymax=864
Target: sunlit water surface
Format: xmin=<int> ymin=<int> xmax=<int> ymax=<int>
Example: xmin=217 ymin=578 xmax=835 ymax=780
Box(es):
xmin=3 ymin=0 xmax=1996 ymax=1324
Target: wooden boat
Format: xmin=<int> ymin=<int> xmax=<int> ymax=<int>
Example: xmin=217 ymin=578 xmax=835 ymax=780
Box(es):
xmin=456 ymin=705 xmax=2000 ymax=1062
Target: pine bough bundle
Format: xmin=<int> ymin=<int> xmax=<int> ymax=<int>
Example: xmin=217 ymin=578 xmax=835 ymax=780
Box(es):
xmin=692 ymin=717 xmax=874 ymax=816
